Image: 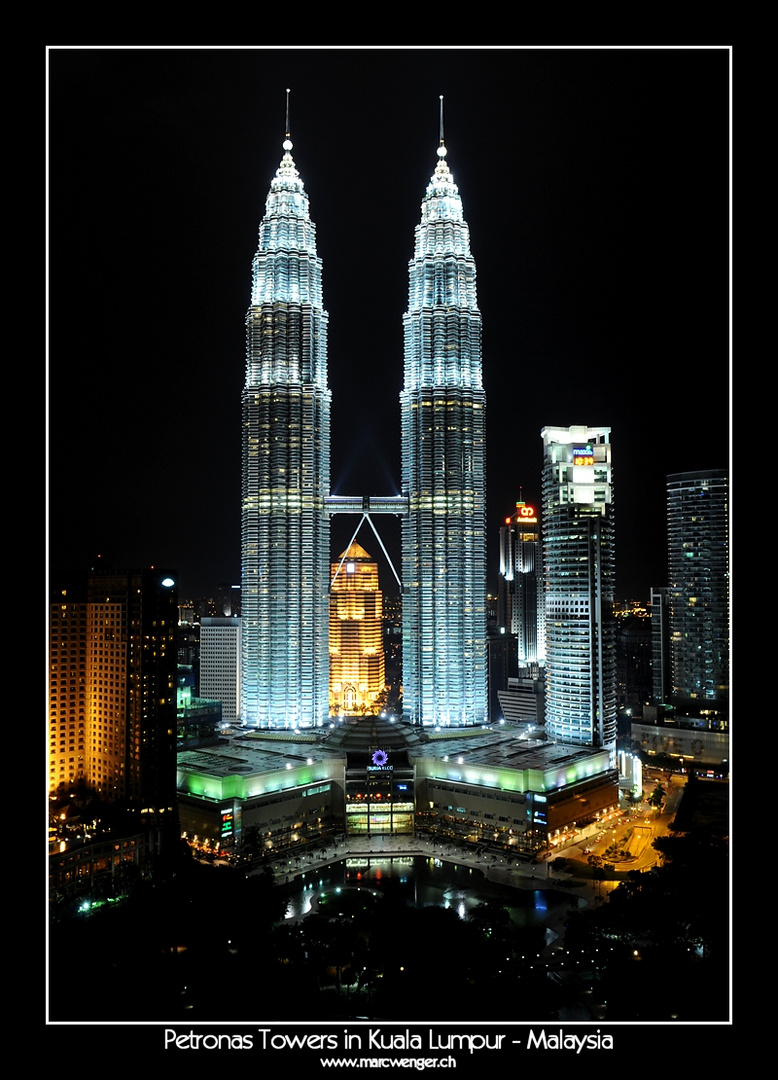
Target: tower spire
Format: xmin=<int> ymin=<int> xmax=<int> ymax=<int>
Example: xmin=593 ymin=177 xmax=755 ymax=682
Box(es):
xmin=285 ymin=87 xmax=291 ymax=142
xmin=439 ymin=94 xmax=445 ymax=148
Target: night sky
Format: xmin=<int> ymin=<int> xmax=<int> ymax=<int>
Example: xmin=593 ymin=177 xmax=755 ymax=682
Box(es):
xmin=47 ymin=46 xmax=730 ymax=601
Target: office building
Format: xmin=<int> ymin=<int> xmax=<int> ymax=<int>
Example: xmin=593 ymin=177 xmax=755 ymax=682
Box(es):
xmin=399 ymin=129 xmax=488 ymax=727
xmin=240 ymin=127 xmax=331 ymax=728
xmin=199 ymin=616 xmax=242 ymax=723
xmin=666 ymin=469 xmax=729 ymax=714
xmin=541 ymin=425 xmax=617 ymax=752
xmin=487 ymin=630 xmax=519 ymax=724
xmin=498 ymin=500 xmax=545 ymax=665
xmin=239 ymin=112 xmax=487 ymax=730
xmin=329 ymin=542 xmax=386 ymax=715
xmin=49 ymin=598 xmax=88 ymax=795
xmin=49 ymin=567 xmax=178 ymax=814
xmin=86 ymin=568 xmax=179 ymax=811
xmin=649 ymin=586 xmax=671 ymax=704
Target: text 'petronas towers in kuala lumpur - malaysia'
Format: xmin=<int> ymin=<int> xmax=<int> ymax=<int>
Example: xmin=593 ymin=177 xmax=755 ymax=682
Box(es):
xmin=241 ymin=124 xmax=331 ymax=728
xmin=400 ymin=120 xmax=488 ymax=727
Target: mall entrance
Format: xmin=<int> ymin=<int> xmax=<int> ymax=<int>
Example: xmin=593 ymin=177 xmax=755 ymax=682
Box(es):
xmin=327 ymin=715 xmax=420 ymax=836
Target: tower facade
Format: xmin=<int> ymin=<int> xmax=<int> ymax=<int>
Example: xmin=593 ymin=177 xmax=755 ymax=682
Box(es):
xmin=49 ymin=568 xmax=178 ymax=810
xmin=541 ymin=425 xmax=616 ymax=751
xmin=498 ymin=500 xmax=546 ymax=666
xmin=49 ymin=598 xmax=88 ymax=795
xmin=200 ymin=616 xmax=242 ymax=723
xmin=666 ymin=469 xmax=729 ymax=713
xmin=241 ymin=133 xmax=331 ymax=728
xmin=400 ymin=138 xmax=487 ymax=727
xmin=329 ymin=542 xmax=386 ymax=714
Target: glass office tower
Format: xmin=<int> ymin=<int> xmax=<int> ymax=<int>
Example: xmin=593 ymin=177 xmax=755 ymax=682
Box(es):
xmin=498 ymin=501 xmax=546 ymax=666
xmin=541 ymin=425 xmax=616 ymax=751
xmin=241 ymin=133 xmax=331 ymax=727
xmin=667 ymin=469 xmax=729 ymax=712
xmin=400 ymin=138 xmax=487 ymax=727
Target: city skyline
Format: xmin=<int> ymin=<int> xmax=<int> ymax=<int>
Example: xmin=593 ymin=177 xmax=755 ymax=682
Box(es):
xmin=48 ymin=46 xmax=731 ymax=601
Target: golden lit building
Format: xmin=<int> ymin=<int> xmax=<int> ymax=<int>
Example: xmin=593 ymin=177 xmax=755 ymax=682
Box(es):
xmin=49 ymin=568 xmax=178 ymax=811
xmin=329 ymin=543 xmax=385 ymax=714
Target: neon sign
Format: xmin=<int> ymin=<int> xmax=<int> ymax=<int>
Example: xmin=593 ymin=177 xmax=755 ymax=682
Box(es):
xmin=508 ymin=503 xmax=537 ymax=524
xmin=573 ymin=446 xmax=594 ymax=466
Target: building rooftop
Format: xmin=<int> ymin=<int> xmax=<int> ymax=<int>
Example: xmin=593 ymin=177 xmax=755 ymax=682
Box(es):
xmin=409 ymin=728 xmax=608 ymax=772
xmin=176 ymin=720 xmax=612 ymax=796
xmin=177 ymin=733 xmax=345 ymax=781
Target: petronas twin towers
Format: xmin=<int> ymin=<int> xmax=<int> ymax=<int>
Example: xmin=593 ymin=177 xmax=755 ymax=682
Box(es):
xmin=241 ymin=107 xmax=487 ymax=729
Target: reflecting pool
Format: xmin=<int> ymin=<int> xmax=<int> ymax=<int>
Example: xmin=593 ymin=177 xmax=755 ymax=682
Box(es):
xmin=279 ymin=854 xmax=577 ymax=931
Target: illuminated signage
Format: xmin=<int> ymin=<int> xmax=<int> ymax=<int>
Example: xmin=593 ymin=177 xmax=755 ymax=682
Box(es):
xmin=367 ymin=748 xmax=392 ymax=773
xmin=573 ymin=446 xmax=594 ymax=466
xmin=508 ymin=503 xmax=538 ymax=524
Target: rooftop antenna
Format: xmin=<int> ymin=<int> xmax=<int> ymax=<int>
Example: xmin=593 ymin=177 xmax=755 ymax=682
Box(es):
xmin=437 ymin=95 xmax=447 ymax=161
xmin=285 ymin=87 xmax=291 ymax=139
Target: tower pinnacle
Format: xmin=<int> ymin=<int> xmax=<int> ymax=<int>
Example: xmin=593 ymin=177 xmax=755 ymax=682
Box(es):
xmin=284 ymin=86 xmax=293 ymax=151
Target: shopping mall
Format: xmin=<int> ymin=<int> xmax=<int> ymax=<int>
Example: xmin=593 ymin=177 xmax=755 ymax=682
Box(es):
xmin=177 ymin=717 xmax=619 ymax=860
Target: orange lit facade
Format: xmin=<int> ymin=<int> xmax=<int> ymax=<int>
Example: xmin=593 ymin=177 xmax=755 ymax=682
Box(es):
xmin=49 ymin=600 xmax=89 ymax=795
xmin=329 ymin=543 xmax=385 ymax=714
xmin=49 ymin=569 xmax=178 ymax=811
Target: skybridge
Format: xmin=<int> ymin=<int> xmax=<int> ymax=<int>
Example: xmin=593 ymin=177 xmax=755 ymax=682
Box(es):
xmin=325 ymin=494 xmax=408 ymax=590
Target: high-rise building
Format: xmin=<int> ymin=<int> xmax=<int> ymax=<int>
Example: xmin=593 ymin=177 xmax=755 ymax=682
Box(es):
xmin=49 ymin=598 xmax=88 ymax=795
xmin=49 ymin=567 xmax=178 ymax=812
xmin=541 ymin=425 xmax=616 ymax=751
xmin=649 ymin=586 xmax=671 ymax=704
xmin=200 ymin=616 xmax=242 ymax=723
xmin=399 ymin=129 xmax=487 ymax=727
xmin=239 ymin=108 xmax=486 ymax=730
xmin=86 ymin=568 xmax=179 ymax=811
xmin=666 ymin=469 xmax=729 ymax=713
xmin=329 ymin=542 xmax=386 ymax=714
xmin=498 ymin=500 xmax=545 ymax=666
xmin=240 ymin=127 xmax=331 ymax=728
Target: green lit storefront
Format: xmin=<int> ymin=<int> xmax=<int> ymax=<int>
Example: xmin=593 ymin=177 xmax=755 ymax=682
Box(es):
xmin=176 ymin=736 xmax=347 ymax=856
xmin=176 ymin=720 xmax=618 ymax=858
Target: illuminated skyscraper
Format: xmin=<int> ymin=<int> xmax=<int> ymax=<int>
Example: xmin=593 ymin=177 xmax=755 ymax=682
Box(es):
xmin=498 ymin=500 xmax=545 ymax=666
xmin=49 ymin=567 xmax=178 ymax=811
xmin=400 ymin=123 xmax=487 ymax=727
xmin=541 ymin=425 xmax=616 ymax=751
xmin=667 ymin=469 xmax=729 ymax=713
xmin=329 ymin=542 xmax=386 ymax=714
xmin=241 ymin=127 xmax=331 ymax=727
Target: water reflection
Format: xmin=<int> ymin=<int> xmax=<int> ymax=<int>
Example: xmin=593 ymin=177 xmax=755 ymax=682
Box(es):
xmin=280 ymin=855 xmax=571 ymax=930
